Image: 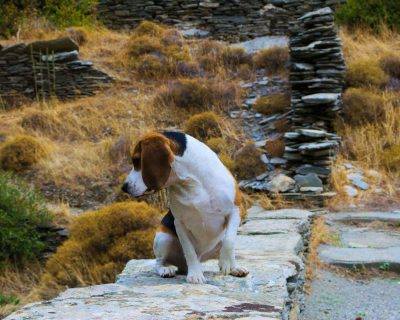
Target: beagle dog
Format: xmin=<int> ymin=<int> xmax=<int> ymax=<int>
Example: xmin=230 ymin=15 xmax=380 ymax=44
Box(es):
xmin=122 ymin=131 xmax=248 ymax=284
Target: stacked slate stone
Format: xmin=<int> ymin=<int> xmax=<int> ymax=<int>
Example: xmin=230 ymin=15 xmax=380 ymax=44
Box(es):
xmin=284 ymin=7 xmax=345 ymax=184
xmin=0 ymin=37 xmax=112 ymax=104
xmin=98 ymin=0 xmax=291 ymax=41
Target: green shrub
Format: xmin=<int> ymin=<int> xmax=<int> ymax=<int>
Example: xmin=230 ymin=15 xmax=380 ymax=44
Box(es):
xmin=336 ymin=0 xmax=400 ymax=32
xmin=346 ymin=58 xmax=389 ymax=87
xmin=0 ymin=3 xmax=21 ymax=38
xmin=0 ymin=171 xmax=51 ymax=264
xmin=206 ymin=137 xmax=229 ymax=154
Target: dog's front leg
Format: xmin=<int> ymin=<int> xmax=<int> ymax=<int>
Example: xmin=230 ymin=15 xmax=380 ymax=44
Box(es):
xmin=174 ymin=219 xmax=206 ymax=284
xmin=219 ymin=207 xmax=249 ymax=277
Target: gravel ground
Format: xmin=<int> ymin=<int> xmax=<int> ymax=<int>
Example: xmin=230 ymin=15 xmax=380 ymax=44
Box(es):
xmin=301 ymin=270 xmax=400 ymax=320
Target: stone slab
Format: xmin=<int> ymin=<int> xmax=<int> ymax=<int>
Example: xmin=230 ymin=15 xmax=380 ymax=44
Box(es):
xmin=340 ymin=229 xmax=400 ymax=249
xmin=6 ymin=208 xmax=313 ymax=320
xmin=319 ymin=245 xmax=400 ymax=271
xmin=325 ymin=211 xmax=400 ymax=223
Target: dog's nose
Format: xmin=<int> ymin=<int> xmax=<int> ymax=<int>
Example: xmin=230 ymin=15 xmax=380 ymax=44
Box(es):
xmin=121 ymin=183 xmax=129 ymax=193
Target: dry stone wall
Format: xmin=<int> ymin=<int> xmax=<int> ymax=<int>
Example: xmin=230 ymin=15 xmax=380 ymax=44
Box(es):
xmin=97 ymin=0 xmax=345 ymax=41
xmin=284 ymin=6 xmax=345 ymax=185
xmin=0 ymin=37 xmax=112 ymax=106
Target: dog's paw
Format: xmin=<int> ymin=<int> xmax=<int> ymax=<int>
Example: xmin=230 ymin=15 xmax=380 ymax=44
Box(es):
xmin=229 ymin=266 xmax=249 ymax=278
xmin=187 ymin=269 xmax=206 ymax=284
xmin=156 ymin=265 xmax=177 ymax=278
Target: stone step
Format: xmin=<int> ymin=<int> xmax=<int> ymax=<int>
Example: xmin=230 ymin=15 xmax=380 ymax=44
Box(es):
xmin=319 ymin=245 xmax=400 ymax=271
xmin=6 ymin=208 xmax=312 ymax=320
xmin=325 ymin=211 xmax=400 ymax=224
xmin=340 ymin=229 xmax=400 ymax=249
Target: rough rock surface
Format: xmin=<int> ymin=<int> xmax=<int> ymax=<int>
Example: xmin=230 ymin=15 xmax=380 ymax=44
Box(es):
xmin=0 ymin=37 xmax=112 ymax=105
xmin=6 ymin=207 xmax=313 ymax=320
xmin=97 ymin=1 xmax=345 ymax=41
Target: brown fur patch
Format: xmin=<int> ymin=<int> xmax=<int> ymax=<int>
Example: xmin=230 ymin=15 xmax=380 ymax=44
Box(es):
xmin=234 ymin=182 xmax=247 ymax=220
xmin=132 ymin=132 xmax=175 ymax=190
xmin=157 ymin=224 xmax=176 ymax=236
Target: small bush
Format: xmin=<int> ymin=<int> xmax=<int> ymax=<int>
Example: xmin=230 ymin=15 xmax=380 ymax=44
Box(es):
xmin=253 ymin=93 xmax=291 ymax=115
xmin=0 ymin=171 xmax=51 ymax=264
xmin=185 ymin=112 xmax=222 ymax=141
xmin=336 ymin=0 xmax=400 ymax=32
xmin=341 ymin=88 xmax=386 ymax=125
xmin=155 ymin=78 xmax=239 ymax=110
xmin=21 ymin=111 xmax=61 ymax=135
xmin=381 ymin=143 xmax=400 ymax=171
xmin=125 ymin=27 xmax=191 ymax=78
xmin=346 ymin=58 xmax=389 ymax=87
xmin=219 ymin=153 xmax=235 ymax=172
xmin=220 ymin=47 xmax=252 ymax=69
xmin=233 ymin=143 xmax=266 ymax=180
xmin=39 ymin=201 xmax=160 ymax=296
xmin=265 ymin=138 xmax=285 ymax=158
xmin=65 ymin=27 xmax=88 ymax=45
xmin=132 ymin=21 xmax=165 ymax=37
xmin=0 ymin=3 xmax=21 ymax=38
xmin=0 ymin=135 xmax=50 ymax=172
xmin=380 ymin=54 xmax=400 ymax=78
xmin=253 ymin=46 xmax=289 ymax=74
xmin=206 ymin=137 xmax=229 ymax=154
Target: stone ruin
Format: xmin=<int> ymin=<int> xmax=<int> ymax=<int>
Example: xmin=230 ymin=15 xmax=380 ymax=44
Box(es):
xmin=237 ymin=4 xmax=345 ymax=201
xmin=284 ymin=7 xmax=344 ymax=193
xmin=97 ymin=0 xmax=345 ymax=41
xmin=0 ymin=37 xmax=112 ymax=106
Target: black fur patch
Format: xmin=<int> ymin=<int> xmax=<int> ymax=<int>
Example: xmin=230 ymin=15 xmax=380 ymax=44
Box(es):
xmin=161 ymin=209 xmax=177 ymax=236
xmin=162 ymin=131 xmax=187 ymax=156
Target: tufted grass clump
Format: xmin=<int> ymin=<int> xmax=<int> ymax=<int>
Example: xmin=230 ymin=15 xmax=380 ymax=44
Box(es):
xmin=380 ymin=54 xmax=400 ymax=79
xmin=206 ymin=137 xmax=229 ymax=154
xmin=253 ymin=46 xmax=289 ymax=75
xmin=37 ymin=201 xmax=160 ymax=298
xmin=0 ymin=135 xmax=50 ymax=172
xmin=341 ymin=88 xmax=386 ymax=125
xmin=346 ymin=58 xmax=389 ymax=87
xmin=381 ymin=143 xmax=400 ymax=172
xmin=265 ymin=138 xmax=285 ymax=158
xmin=253 ymin=93 xmax=291 ymax=115
xmin=154 ymin=78 xmax=240 ymax=110
xmin=185 ymin=112 xmax=222 ymax=141
xmin=132 ymin=21 xmax=165 ymax=37
xmin=65 ymin=27 xmax=88 ymax=45
xmin=0 ymin=171 xmax=52 ymax=265
xmin=233 ymin=143 xmax=266 ymax=180
xmin=125 ymin=22 xmax=192 ymax=78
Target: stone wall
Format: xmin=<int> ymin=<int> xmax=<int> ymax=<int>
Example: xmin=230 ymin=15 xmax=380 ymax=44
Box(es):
xmin=284 ymin=6 xmax=345 ymax=184
xmin=0 ymin=37 xmax=112 ymax=106
xmin=97 ymin=0 xmax=346 ymax=41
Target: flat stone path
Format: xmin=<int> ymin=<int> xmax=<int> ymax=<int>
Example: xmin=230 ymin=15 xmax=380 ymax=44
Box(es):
xmin=319 ymin=211 xmax=400 ymax=271
xmin=302 ymin=210 xmax=400 ymax=320
xmin=6 ymin=207 xmax=313 ymax=320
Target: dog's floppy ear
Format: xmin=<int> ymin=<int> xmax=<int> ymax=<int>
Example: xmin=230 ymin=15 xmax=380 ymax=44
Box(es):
xmin=140 ymin=135 xmax=174 ymax=190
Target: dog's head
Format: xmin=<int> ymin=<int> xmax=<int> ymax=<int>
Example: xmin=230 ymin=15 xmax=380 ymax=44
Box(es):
xmin=122 ymin=133 xmax=177 ymax=197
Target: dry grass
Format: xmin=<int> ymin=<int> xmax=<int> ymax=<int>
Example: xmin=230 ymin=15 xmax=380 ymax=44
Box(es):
xmin=154 ymin=78 xmax=241 ymax=111
xmin=305 ymin=216 xmax=340 ymax=292
xmin=253 ymin=46 xmax=289 ymax=75
xmin=0 ymin=135 xmax=51 ymax=172
xmin=185 ymin=112 xmax=222 ymax=141
xmin=233 ymin=143 xmax=266 ymax=180
xmin=253 ymin=93 xmax=290 ymax=115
